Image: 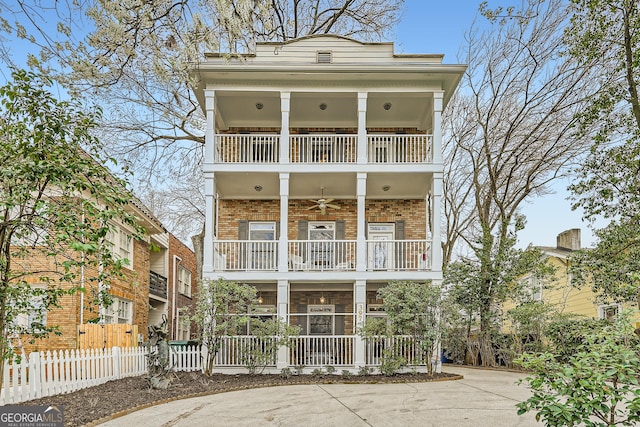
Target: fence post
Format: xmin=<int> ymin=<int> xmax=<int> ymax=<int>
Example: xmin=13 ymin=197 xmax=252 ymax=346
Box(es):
xmin=29 ymin=352 xmax=41 ymax=399
xmin=112 ymin=347 xmax=121 ymax=380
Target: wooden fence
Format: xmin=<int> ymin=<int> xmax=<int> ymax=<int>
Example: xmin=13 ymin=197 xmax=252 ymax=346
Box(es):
xmin=0 ymin=345 xmax=201 ymax=405
xmin=77 ymin=324 xmax=139 ymax=349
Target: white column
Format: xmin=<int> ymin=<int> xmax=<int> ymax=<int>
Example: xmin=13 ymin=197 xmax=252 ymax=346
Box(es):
xmin=357 ymin=92 xmax=368 ymax=164
xmin=432 ymin=92 xmax=444 ymax=164
xmin=279 ymin=173 xmax=289 ymax=272
xmin=353 ymin=280 xmax=367 ymax=368
xmin=431 ymin=173 xmax=443 ymax=273
xmin=203 ymin=174 xmax=215 ymax=276
xmin=204 ymin=89 xmax=216 ymax=164
xmin=203 ymin=89 xmax=216 ymax=276
xmin=276 ymin=279 xmax=290 ymax=369
xmin=280 ymin=92 xmax=291 ymax=164
xmin=356 ymin=173 xmax=367 ymax=271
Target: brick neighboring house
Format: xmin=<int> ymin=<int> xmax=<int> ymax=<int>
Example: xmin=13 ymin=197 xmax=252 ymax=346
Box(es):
xmin=167 ymin=234 xmax=198 ymax=342
xmin=13 ymin=197 xmax=167 ymax=353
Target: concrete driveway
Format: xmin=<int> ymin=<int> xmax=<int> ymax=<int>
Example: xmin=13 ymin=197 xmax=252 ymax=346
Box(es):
xmin=97 ymin=366 xmax=538 ymax=427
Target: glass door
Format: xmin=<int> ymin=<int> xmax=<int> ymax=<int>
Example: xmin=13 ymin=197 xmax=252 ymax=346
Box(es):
xmin=249 ymin=222 xmax=276 ymax=270
xmin=309 ymin=222 xmax=335 ymax=269
xmin=367 ymin=223 xmax=395 ymax=270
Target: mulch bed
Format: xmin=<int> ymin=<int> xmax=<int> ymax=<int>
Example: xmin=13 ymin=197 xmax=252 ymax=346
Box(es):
xmin=17 ymin=371 xmax=461 ymax=426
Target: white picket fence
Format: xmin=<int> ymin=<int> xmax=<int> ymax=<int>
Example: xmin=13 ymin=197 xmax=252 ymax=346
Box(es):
xmin=0 ymin=345 xmax=201 ymax=405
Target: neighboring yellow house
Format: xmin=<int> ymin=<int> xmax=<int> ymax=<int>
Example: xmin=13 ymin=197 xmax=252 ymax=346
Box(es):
xmin=505 ymin=229 xmax=622 ymax=322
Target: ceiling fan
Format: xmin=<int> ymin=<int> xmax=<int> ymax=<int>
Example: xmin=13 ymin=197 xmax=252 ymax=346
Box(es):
xmin=306 ymin=187 xmax=341 ymax=215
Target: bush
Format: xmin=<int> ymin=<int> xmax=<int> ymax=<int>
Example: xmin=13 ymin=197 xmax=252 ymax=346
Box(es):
xmin=516 ymin=311 xmax=640 ymax=426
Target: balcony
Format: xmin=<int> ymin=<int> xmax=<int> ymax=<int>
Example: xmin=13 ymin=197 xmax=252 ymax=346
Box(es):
xmin=149 ymin=271 xmax=168 ymax=299
xmin=213 ymin=134 xmax=432 ymax=164
xmin=211 ymin=240 xmax=431 ymax=272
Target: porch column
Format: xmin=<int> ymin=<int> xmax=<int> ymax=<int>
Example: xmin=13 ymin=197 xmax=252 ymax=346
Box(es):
xmin=204 ymin=89 xmax=216 ymax=164
xmin=356 ymin=173 xmax=367 ymax=271
xmin=431 ymin=173 xmax=443 ymax=272
xmin=276 ymin=279 xmax=290 ymax=369
xmin=203 ymin=175 xmax=216 ymax=276
xmin=357 ymin=92 xmax=368 ymax=164
xmin=280 ymin=92 xmax=291 ymax=164
xmin=353 ymin=280 xmax=367 ymax=368
xmin=432 ymin=91 xmax=444 ymax=164
xmin=279 ymin=173 xmax=289 ymax=272
xmin=203 ymin=89 xmax=216 ymax=275
xmin=433 ymin=279 xmax=443 ymax=373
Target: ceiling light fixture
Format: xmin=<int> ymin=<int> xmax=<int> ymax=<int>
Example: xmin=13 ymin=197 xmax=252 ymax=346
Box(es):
xmin=254 ymin=185 xmax=263 ymax=192
xmin=255 ymin=102 xmax=264 ymax=110
xmin=319 ymin=103 xmax=327 ymax=110
xmin=383 ymin=102 xmax=392 ymax=110
xmin=382 ymin=185 xmax=391 ymax=192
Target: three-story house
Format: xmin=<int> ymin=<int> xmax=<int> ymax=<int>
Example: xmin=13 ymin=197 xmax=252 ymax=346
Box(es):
xmin=192 ymin=35 xmax=465 ymax=371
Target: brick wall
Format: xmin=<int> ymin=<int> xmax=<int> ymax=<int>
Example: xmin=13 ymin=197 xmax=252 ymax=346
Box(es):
xmin=14 ymin=235 xmax=151 ymax=352
xmin=168 ymin=234 xmax=198 ymax=341
xmin=218 ymin=199 xmax=426 ymax=240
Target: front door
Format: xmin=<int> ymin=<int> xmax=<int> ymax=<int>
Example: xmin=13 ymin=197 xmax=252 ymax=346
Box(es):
xmin=368 ymin=223 xmax=394 ymax=270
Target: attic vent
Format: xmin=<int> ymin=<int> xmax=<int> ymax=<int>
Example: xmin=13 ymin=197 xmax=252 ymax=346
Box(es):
xmin=317 ymin=51 xmax=332 ymax=64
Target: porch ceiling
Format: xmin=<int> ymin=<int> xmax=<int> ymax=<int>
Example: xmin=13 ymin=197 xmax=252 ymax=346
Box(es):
xmin=214 ymin=172 xmax=432 ymax=200
xmin=214 ymin=91 xmax=433 ymax=130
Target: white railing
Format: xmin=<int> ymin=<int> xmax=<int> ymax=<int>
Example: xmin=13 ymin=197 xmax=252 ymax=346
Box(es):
xmin=289 ymin=336 xmax=354 ymax=366
xmin=213 ymin=336 xmax=277 ymax=367
xmin=368 ymin=134 xmax=432 ymax=163
xmin=290 ymin=134 xmax=357 ymax=163
xmin=366 ymin=239 xmax=431 ymax=271
xmin=215 ymin=134 xmax=280 ymax=163
xmin=0 ymin=345 xmax=201 ymax=405
xmin=365 ymin=336 xmax=427 ymax=366
xmin=213 ymin=240 xmax=278 ymax=271
xmin=288 ymin=240 xmax=357 ymax=271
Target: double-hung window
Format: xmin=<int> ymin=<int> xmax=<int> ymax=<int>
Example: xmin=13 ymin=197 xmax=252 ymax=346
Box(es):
xmin=102 ymin=297 xmax=133 ymax=324
xmin=178 ymin=266 xmax=192 ymax=297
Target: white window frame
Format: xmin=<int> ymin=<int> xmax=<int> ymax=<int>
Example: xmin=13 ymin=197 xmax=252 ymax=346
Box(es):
xmin=106 ymin=224 xmax=134 ymax=269
xmin=13 ymin=289 xmax=47 ymax=333
xmin=598 ymin=304 xmax=621 ymax=321
xmin=519 ymin=274 xmax=543 ymax=301
xmin=102 ymin=297 xmax=133 ymax=324
xmin=178 ymin=266 xmax=192 ymax=297
xmin=176 ymin=308 xmax=191 ymax=340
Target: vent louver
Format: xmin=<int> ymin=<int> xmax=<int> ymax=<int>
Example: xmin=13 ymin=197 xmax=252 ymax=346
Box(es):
xmin=317 ymin=51 xmax=332 ymax=64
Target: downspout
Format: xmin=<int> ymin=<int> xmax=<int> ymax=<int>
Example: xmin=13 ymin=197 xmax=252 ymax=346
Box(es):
xmin=172 ymin=255 xmax=182 ymax=340
xmin=80 ymin=211 xmax=85 ymax=325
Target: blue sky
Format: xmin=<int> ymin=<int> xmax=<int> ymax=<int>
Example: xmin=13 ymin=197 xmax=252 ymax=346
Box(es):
xmin=394 ymin=0 xmax=599 ymax=250
xmin=0 ymin=0 xmax=599 ymax=249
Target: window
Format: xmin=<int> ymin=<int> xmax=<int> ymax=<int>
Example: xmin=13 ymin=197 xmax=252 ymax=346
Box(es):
xmin=178 ymin=266 xmax=192 ymax=297
xmin=176 ymin=308 xmax=191 ymax=340
xmin=519 ymin=274 xmax=542 ymax=301
xmin=102 ymin=297 xmax=133 ymax=324
xmin=106 ymin=225 xmax=133 ymax=268
xmin=599 ymin=304 xmax=620 ymax=321
xmin=13 ymin=294 xmax=47 ymax=333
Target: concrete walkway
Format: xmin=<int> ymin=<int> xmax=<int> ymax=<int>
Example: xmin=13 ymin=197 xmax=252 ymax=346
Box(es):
xmin=97 ymin=366 xmax=539 ymax=426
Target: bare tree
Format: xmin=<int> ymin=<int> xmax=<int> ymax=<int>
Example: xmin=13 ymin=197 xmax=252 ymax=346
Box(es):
xmin=442 ymin=0 xmax=600 ymax=365
xmin=0 ymin=0 xmax=404 ymax=249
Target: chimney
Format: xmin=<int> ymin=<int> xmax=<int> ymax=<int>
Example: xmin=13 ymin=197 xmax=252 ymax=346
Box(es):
xmin=557 ymin=229 xmax=581 ymax=250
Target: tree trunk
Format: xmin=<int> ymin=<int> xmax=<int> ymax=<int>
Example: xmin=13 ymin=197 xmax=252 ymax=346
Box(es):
xmin=191 ymin=225 xmax=204 ymax=283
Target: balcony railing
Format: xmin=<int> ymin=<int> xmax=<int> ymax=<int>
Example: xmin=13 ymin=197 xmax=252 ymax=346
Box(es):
xmin=290 ymin=134 xmax=357 ymax=163
xmin=213 ymin=134 xmax=432 ymax=164
xmin=365 ymin=239 xmax=431 ymax=271
xmin=149 ymin=271 xmax=168 ymax=299
xmin=365 ymin=336 xmax=428 ymax=366
xmin=290 ymin=336 xmax=354 ymax=366
xmin=211 ymin=240 xmax=431 ymax=272
xmin=367 ymin=134 xmax=432 ymax=163
xmin=215 ymin=134 xmax=280 ymax=163
xmin=288 ymin=240 xmax=356 ymax=271
xmin=213 ymin=241 xmax=279 ymax=271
